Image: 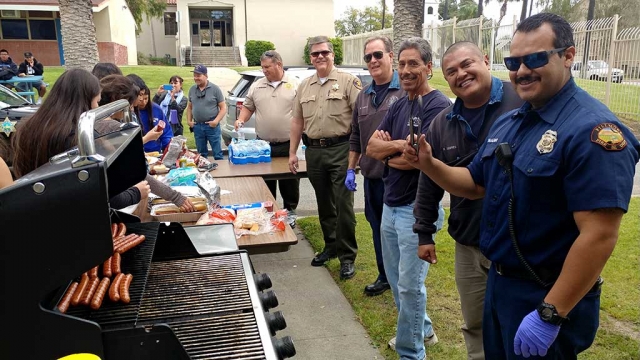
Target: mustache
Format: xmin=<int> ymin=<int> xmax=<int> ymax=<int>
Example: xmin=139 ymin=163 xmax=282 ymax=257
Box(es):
xmin=516 ymin=76 xmax=538 ymax=84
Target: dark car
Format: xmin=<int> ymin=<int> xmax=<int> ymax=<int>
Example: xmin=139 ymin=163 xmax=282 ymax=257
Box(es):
xmin=0 ymin=84 xmax=39 ymax=163
xmin=222 ymin=67 xmax=373 ymax=145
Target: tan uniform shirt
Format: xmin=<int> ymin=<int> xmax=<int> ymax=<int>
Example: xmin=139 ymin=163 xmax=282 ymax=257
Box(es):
xmin=292 ymin=67 xmax=362 ymax=139
xmin=244 ymin=73 xmax=300 ymax=142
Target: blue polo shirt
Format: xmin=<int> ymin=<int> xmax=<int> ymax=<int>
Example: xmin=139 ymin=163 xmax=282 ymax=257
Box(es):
xmin=467 ymin=78 xmax=640 ymax=270
xmin=378 ymin=90 xmax=451 ymax=207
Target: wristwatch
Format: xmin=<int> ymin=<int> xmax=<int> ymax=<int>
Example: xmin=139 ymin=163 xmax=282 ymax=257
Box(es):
xmin=537 ymin=302 xmax=568 ymax=326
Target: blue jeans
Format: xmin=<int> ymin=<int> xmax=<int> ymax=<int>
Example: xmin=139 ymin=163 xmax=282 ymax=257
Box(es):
xmin=364 ymin=177 xmax=386 ymax=282
xmin=194 ymin=122 xmax=223 ymax=160
xmin=381 ymin=201 xmax=445 ymax=360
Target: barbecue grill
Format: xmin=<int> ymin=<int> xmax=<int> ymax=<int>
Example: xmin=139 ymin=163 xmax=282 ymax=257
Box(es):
xmin=0 ymin=101 xmax=295 ymax=360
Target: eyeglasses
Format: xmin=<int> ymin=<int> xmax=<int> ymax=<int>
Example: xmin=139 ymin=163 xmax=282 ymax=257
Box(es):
xmin=503 ymin=48 xmax=567 ymax=71
xmin=196 ymin=88 xmax=207 ymax=98
xmin=364 ymin=51 xmax=385 ymax=63
xmin=310 ymin=50 xmax=331 ymax=58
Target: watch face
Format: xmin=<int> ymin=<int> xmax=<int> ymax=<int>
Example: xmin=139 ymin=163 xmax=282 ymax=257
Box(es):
xmin=540 ymin=307 xmax=554 ymax=320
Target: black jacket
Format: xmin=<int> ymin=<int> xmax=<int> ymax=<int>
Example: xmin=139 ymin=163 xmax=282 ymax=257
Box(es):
xmin=18 ymin=58 xmax=44 ymax=76
xmin=0 ymin=57 xmax=18 ymax=78
xmin=413 ymin=79 xmax=524 ymax=246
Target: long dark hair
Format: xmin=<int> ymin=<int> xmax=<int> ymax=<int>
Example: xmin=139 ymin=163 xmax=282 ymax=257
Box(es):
xmin=12 ymin=68 xmax=101 ymax=178
xmin=99 ymin=75 xmax=137 ymax=107
xmin=126 ymin=74 xmax=153 ymax=130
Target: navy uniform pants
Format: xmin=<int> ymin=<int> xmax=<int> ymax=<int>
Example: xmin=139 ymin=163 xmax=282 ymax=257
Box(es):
xmin=484 ymin=265 xmax=600 ymax=360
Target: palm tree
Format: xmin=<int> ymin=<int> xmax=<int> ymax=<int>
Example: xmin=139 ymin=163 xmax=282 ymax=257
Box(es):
xmin=58 ymin=0 xmax=99 ymax=70
xmin=393 ymin=0 xmax=425 ymax=64
xmin=520 ymin=0 xmax=529 ymax=21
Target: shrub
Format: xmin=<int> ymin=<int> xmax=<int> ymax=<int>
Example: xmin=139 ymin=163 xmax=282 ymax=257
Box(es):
xmin=245 ymin=40 xmax=276 ymax=66
xmin=137 ymin=52 xmax=151 ymax=65
xmin=302 ymin=37 xmax=343 ymax=66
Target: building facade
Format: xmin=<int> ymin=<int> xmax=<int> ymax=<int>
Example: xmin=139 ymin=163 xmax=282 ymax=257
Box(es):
xmin=0 ymin=0 xmax=137 ymax=66
xmin=136 ymin=0 xmax=335 ymax=67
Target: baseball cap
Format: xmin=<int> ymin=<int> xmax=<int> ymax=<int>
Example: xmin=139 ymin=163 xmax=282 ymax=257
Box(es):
xmin=24 ymin=51 xmax=33 ymax=57
xmin=191 ymin=64 xmax=207 ymax=75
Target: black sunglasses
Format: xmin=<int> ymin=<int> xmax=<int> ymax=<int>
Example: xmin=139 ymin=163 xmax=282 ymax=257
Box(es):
xmin=503 ymin=47 xmax=567 ymax=71
xmin=196 ymin=88 xmax=207 ymax=98
xmin=310 ymin=50 xmax=331 ymax=58
xmin=364 ymin=51 xmax=385 ymax=63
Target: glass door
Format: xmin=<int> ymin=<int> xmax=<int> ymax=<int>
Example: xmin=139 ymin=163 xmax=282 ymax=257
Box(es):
xmin=199 ymin=20 xmax=211 ymax=46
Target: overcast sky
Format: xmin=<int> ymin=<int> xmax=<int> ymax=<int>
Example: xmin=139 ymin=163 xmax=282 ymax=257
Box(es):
xmin=333 ymin=0 xmax=540 ymax=25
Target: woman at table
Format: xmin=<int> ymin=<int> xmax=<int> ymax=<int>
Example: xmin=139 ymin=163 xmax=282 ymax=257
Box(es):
xmin=153 ymin=75 xmax=188 ymax=136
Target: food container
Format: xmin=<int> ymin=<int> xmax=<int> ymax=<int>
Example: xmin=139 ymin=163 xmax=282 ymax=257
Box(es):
xmin=150 ymin=203 xmax=205 ymax=223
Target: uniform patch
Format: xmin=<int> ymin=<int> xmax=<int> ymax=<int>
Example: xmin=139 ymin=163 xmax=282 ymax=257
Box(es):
xmin=536 ymin=130 xmax=557 ymax=154
xmin=353 ymin=78 xmax=362 ymax=90
xmin=285 ymin=83 xmax=293 ymax=89
xmin=2 ymin=117 xmax=16 ymax=137
xmin=590 ymin=123 xmax=627 ymax=151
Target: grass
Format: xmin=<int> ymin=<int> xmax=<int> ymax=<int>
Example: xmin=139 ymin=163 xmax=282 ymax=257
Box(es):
xmin=297 ymin=198 xmax=640 ymax=360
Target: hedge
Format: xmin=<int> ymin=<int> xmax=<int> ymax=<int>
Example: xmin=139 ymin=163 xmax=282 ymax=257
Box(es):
xmin=245 ymin=40 xmax=276 ymax=66
xmin=303 ymin=37 xmax=343 ymax=65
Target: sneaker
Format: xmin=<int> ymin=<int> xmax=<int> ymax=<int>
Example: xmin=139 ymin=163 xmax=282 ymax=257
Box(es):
xmin=36 ymin=98 xmax=42 ymax=105
xmin=388 ymin=332 xmax=438 ymax=351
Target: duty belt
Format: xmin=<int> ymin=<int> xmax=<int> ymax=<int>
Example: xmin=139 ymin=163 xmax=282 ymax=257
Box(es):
xmin=304 ymin=134 xmax=350 ymax=147
xmin=495 ymin=263 xmax=603 ymax=293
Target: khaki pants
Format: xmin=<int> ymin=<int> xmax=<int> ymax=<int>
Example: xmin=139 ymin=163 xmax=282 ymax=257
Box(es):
xmin=455 ymin=241 xmax=491 ymax=360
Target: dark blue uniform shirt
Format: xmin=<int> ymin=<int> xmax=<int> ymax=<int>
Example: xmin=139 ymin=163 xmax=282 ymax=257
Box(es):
xmin=467 ymin=78 xmax=640 ymax=270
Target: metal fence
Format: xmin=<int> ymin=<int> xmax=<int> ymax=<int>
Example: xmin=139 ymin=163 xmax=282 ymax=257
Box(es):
xmin=341 ymin=14 xmax=640 ymax=122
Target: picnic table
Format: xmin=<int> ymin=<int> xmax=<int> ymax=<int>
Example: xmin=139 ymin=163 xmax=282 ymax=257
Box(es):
xmin=0 ymin=75 xmax=43 ymax=103
xmin=210 ymin=157 xmax=307 ymax=180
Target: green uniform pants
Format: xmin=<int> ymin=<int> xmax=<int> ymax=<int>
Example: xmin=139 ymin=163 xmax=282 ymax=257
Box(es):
xmin=305 ymin=141 xmax=357 ymax=263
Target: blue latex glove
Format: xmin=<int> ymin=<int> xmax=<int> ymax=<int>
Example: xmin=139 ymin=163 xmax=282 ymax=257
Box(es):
xmin=514 ymin=310 xmax=561 ymax=357
xmin=344 ymin=169 xmax=357 ymax=191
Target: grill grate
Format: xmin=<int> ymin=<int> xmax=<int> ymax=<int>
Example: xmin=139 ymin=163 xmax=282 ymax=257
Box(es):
xmin=138 ymin=253 xmax=252 ymax=323
xmin=65 ymin=222 xmax=159 ymax=328
xmin=170 ymin=313 xmax=266 ymax=360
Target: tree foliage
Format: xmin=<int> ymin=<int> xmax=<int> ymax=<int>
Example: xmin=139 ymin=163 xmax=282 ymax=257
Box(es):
xmin=125 ymin=0 xmax=167 ymax=34
xmin=334 ymin=2 xmax=393 ymax=37
xmin=438 ymin=0 xmax=483 ymax=21
xmin=539 ymin=0 xmax=640 ymax=28
xmin=245 ymin=40 xmax=276 ymax=66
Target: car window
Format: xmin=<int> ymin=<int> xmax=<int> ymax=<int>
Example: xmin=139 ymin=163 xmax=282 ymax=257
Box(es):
xmin=228 ymin=75 xmax=255 ymax=97
xmin=590 ymin=61 xmax=607 ymax=69
xmin=0 ymin=86 xmax=27 ymax=107
xmin=358 ymin=74 xmax=372 ymax=88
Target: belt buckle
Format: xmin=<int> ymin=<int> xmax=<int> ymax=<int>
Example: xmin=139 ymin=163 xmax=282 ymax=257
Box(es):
xmin=319 ymin=138 xmax=327 ymax=147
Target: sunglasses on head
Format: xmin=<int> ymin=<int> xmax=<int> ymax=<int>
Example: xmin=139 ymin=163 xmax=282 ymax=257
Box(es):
xmin=310 ymin=50 xmax=331 ymax=58
xmin=503 ymin=47 xmax=567 ymax=71
xmin=364 ymin=51 xmax=385 ymax=63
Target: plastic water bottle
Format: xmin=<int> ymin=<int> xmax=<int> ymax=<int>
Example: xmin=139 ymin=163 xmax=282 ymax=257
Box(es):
xmin=296 ymin=144 xmax=306 ymax=161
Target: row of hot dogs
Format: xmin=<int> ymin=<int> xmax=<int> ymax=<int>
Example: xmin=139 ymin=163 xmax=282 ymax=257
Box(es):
xmin=56 ymin=222 xmax=145 ymax=314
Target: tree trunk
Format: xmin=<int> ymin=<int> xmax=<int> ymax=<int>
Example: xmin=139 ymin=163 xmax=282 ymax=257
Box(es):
xmin=478 ymin=0 xmax=484 ymax=17
xmin=520 ymin=0 xmax=529 ymax=22
xmin=58 ymin=0 xmax=100 ymax=70
xmin=393 ymin=0 xmax=424 ymax=66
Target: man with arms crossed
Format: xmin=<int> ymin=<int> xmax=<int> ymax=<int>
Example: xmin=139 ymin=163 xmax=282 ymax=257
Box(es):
xmin=289 ymin=36 xmax=361 ymax=279
xmin=367 ymin=37 xmax=450 ymax=360
xmin=413 ymin=41 xmax=523 ymax=360
xmin=235 ymin=50 xmax=301 ymax=214
xmin=404 ymin=13 xmax=639 ymax=359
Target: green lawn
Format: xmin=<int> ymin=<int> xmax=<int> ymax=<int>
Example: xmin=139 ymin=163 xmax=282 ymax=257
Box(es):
xmin=298 ymin=198 xmax=640 ymax=360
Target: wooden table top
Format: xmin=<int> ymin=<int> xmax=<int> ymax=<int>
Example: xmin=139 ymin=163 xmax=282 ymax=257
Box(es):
xmin=210 ymin=157 xmax=307 ymax=180
xmin=137 ymin=176 xmax=298 ymax=253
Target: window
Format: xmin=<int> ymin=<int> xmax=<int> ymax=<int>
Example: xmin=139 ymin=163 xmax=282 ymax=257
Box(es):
xmin=1 ymin=19 xmax=28 ymax=39
xmin=164 ymin=12 xmax=177 ymax=36
xmin=29 ymin=20 xmax=56 ymax=40
xmin=427 ymin=6 xmax=433 ymax=15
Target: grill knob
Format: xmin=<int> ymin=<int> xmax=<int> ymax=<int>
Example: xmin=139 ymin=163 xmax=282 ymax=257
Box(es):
xmin=266 ymin=310 xmax=287 ymax=335
xmin=272 ymin=335 xmax=296 ymax=359
xmin=254 ymin=273 xmax=273 ymax=291
xmin=259 ymin=290 xmax=279 ymax=310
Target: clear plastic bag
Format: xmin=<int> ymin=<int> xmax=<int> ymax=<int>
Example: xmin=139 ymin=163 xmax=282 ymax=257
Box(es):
xmin=161 ymin=136 xmax=187 ymax=167
xmin=164 ymin=167 xmax=199 ymax=186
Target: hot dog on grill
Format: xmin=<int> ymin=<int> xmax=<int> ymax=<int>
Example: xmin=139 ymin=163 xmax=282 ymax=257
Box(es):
xmin=120 ymin=274 xmax=133 ymax=304
xmin=109 ymin=273 xmax=124 ymax=302
xmin=112 ymin=252 xmax=121 ymax=275
xmin=71 ymin=273 xmax=89 ymax=306
xmin=116 ymin=235 xmax=146 ymax=254
xmin=90 ymin=277 xmax=111 ymax=310
xmin=111 ymin=223 xmax=117 ymax=238
xmin=113 ymin=233 xmax=136 ymax=249
xmin=57 ymin=281 xmax=78 ymax=314
xmin=117 ymin=223 xmax=127 ymax=238
xmin=80 ymin=277 xmax=100 ymax=306
xmin=103 ymin=256 xmax=113 ymax=278
xmin=89 ymin=266 xmax=99 ymax=279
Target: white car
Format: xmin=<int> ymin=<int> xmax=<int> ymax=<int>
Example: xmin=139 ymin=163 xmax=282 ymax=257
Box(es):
xmin=222 ymin=67 xmax=373 ymax=145
xmin=572 ymin=60 xmax=624 ymax=83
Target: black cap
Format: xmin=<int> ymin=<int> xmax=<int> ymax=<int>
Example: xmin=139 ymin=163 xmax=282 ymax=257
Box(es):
xmin=24 ymin=52 xmax=33 ymax=57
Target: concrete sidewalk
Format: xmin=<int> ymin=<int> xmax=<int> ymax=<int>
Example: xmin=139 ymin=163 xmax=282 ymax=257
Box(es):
xmin=250 ymin=229 xmax=383 ymax=360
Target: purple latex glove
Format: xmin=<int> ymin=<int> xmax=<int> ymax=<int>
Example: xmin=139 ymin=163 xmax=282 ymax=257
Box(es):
xmin=514 ymin=310 xmax=561 ymax=357
xmin=344 ymin=169 xmax=357 ymax=191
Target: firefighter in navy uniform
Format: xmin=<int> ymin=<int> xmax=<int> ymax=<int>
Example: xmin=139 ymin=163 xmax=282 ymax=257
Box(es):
xmin=404 ymin=13 xmax=639 ymax=359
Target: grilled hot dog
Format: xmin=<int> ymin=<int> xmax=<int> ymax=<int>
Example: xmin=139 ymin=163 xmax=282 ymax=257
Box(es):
xmin=57 ymin=281 xmax=78 ymax=314
xmin=89 ymin=266 xmax=99 ymax=279
xmin=116 ymin=235 xmax=146 ymax=254
xmin=111 ymin=223 xmax=117 ymax=238
xmin=71 ymin=273 xmax=89 ymax=306
xmin=120 ymin=274 xmax=133 ymax=304
xmin=80 ymin=277 xmax=100 ymax=306
xmin=103 ymin=256 xmax=113 ymax=278
xmin=117 ymin=223 xmax=127 ymax=238
xmin=109 ymin=273 xmax=124 ymax=302
xmin=112 ymin=252 xmax=121 ymax=275
xmin=90 ymin=277 xmax=111 ymax=310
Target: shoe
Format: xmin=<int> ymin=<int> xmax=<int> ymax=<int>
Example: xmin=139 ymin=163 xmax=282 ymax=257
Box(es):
xmin=311 ymin=250 xmax=336 ymax=267
xmin=340 ymin=262 xmax=356 ymax=280
xmin=364 ymin=279 xmax=390 ymax=296
xmin=388 ymin=332 xmax=438 ymax=351
xmin=36 ymin=98 xmax=42 ymax=105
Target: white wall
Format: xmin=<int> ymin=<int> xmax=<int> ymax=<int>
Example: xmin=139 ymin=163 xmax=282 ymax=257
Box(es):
xmin=177 ymin=0 xmax=246 ymax=51
xmin=108 ymin=0 xmax=138 ymax=65
xmin=246 ymin=0 xmax=334 ymax=66
xmin=136 ymin=5 xmax=178 ymax=60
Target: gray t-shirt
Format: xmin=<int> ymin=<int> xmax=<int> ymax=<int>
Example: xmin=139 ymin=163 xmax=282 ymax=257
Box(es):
xmin=188 ymin=81 xmax=225 ymax=123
